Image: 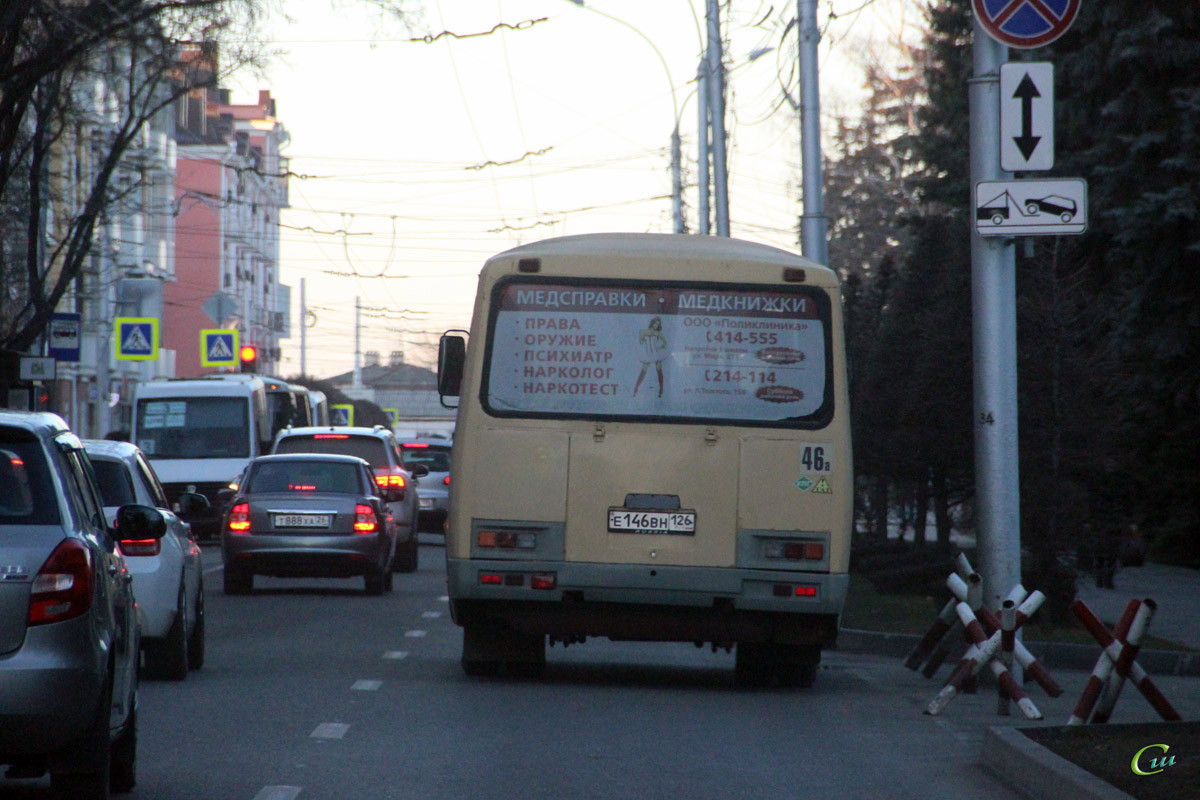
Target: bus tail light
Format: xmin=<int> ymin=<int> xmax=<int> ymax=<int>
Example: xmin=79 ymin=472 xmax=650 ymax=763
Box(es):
xmin=354 ymin=504 xmax=378 ymax=533
xmin=28 ymin=540 xmax=94 ymax=626
xmin=764 ymin=540 xmax=824 ymax=562
xmin=531 ymin=573 xmax=557 ymax=590
xmin=773 ymin=584 xmax=818 ymax=598
xmin=478 ymin=572 xmax=557 ymax=590
xmin=477 ymin=530 xmax=536 ymax=549
xmin=228 ymin=503 xmax=251 ymax=532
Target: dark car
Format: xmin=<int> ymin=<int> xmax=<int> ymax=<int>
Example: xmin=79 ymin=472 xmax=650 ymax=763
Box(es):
xmin=220 ymin=453 xmax=400 ymax=595
xmin=0 ymin=410 xmax=166 ymax=798
xmin=271 ymin=426 xmax=426 ymax=572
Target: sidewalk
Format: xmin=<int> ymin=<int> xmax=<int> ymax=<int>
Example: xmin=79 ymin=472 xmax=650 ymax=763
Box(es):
xmin=1073 ymin=562 xmax=1200 ymax=651
xmin=839 ymin=559 xmax=1200 ymax=800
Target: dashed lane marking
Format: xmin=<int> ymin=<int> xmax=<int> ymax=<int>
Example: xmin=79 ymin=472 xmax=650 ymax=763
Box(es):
xmin=404 ymin=630 xmax=427 ymax=638
xmin=382 ymin=651 xmax=409 ymax=660
xmin=252 ymin=787 xmax=302 ymax=800
xmin=439 ymin=595 xmax=449 ymax=602
xmin=421 ymin=611 xmax=442 ymax=619
xmin=352 ymin=680 xmax=382 ymax=691
xmin=311 ymin=723 xmax=350 ymax=740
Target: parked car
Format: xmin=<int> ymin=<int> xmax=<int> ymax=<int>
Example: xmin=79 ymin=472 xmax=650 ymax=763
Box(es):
xmin=1 ymin=410 xmax=165 ymax=797
xmin=84 ymin=439 xmax=209 ymax=680
xmin=220 ymin=453 xmax=401 ymax=595
xmin=271 ymin=426 xmax=426 ymax=572
xmin=399 ymin=439 xmax=451 ymax=534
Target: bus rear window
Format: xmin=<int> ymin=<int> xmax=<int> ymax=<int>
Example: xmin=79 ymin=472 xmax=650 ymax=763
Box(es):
xmin=481 ymin=279 xmax=832 ymax=426
xmin=135 ymin=397 xmax=250 ymax=458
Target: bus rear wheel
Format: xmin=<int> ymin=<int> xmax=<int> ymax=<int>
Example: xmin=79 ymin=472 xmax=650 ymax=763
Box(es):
xmin=735 ymin=643 xmax=820 ymax=688
xmin=461 ymin=622 xmax=544 ymax=678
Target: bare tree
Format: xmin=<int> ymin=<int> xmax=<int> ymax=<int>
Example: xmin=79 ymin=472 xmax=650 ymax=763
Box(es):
xmin=0 ymin=0 xmax=275 ymax=353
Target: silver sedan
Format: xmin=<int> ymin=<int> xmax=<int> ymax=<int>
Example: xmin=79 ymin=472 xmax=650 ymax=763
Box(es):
xmin=220 ymin=453 xmax=400 ymax=595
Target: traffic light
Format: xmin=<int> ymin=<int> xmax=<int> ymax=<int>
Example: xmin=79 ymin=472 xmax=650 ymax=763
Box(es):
xmin=239 ymin=344 xmax=258 ymax=373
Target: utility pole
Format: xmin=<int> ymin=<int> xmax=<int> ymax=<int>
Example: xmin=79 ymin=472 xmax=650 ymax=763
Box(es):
xmin=672 ymin=127 xmax=684 ymax=233
xmin=970 ymin=17 xmax=1022 ymax=617
xmin=797 ymin=0 xmax=828 ymax=264
xmin=300 ymin=278 xmax=307 ymax=377
xmin=353 ymin=296 xmax=362 ymax=391
xmin=706 ymin=0 xmax=729 ymax=236
xmin=697 ymin=65 xmax=711 ymax=235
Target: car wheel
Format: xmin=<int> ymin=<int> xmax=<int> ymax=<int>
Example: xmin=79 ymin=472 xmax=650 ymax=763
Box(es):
xmin=224 ymin=566 xmax=252 ymax=595
xmin=143 ymin=589 xmax=188 ymax=681
xmin=393 ymin=537 xmax=418 ymax=573
xmin=109 ymin=702 xmax=137 ymax=793
xmin=384 ymin=569 xmax=394 ymax=592
xmin=364 ymin=566 xmax=386 ymax=595
xmin=187 ymin=581 xmax=206 ymax=671
xmin=51 ymin=680 xmax=114 ymax=800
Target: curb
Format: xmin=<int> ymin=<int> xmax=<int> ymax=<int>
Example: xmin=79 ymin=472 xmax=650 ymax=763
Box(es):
xmin=836 ymin=628 xmax=1200 ymax=677
xmin=981 ymin=726 xmax=1135 ymax=800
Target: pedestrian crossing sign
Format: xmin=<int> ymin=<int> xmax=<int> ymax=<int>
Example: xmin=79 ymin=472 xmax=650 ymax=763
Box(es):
xmin=201 ymin=329 xmax=239 ymax=367
xmin=331 ymin=404 xmax=354 ymax=426
xmin=114 ymin=317 xmax=159 ymax=361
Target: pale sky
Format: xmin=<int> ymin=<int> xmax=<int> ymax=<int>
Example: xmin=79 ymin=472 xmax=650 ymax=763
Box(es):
xmin=227 ymin=0 xmax=912 ymax=379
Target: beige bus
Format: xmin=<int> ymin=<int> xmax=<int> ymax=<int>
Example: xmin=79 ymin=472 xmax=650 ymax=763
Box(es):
xmin=437 ymin=233 xmax=852 ymax=686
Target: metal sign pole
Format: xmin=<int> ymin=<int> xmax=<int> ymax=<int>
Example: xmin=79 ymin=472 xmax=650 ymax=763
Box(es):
xmin=969 ymin=18 xmax=1022 ymax=619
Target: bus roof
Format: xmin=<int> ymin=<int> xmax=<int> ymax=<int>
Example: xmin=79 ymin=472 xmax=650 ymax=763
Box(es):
xmin=135 ymin=375 xmax=266 ymax=399
xmin=485 ymin=233 xmax=836 ymax=283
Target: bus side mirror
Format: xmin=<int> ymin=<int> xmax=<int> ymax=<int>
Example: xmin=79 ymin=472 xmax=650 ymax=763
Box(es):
xmin=438 ymin=333 xmax=466 ymax=399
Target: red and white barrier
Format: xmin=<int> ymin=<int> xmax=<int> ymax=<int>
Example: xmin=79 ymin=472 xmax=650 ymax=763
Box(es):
xmin=945 ymin=575 xmax=1062 ymax=697
xmin=924 ymin=594 xmax=1045 ymax=719
xmin=1068 ymin=598 xmax=1181 ymax=725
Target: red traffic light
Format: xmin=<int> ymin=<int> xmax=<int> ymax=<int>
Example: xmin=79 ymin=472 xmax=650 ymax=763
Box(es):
xmin=239 ymin=345 xmax=258 ymax=372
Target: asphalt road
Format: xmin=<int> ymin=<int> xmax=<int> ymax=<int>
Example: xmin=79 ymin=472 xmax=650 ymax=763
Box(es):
xmin=1 ymin=542 xmax=1026 ymax=800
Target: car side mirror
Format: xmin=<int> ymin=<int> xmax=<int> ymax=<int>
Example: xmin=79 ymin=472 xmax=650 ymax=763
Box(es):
xmin=175 ymin=491 xmax=211 ymax=518
xmin=115 ymin=504 xmax=167 ymax=540
xmin=408 ymin=464 xmax=430 ymax=478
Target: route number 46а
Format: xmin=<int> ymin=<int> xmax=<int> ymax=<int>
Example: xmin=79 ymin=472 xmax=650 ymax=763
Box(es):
xmin=800 ymin=445 xmax=832 ymax=474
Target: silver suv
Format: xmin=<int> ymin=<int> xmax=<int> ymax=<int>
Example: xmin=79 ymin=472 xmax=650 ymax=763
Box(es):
xmin=271 ymin=426 xmax=426 ymax=572
xmin=0 ymin=410 xmax=167 ymax=798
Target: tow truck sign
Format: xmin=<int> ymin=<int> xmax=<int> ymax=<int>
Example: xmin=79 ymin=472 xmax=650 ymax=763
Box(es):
xmin=975 ymin=178 xmax=1087 ymax=236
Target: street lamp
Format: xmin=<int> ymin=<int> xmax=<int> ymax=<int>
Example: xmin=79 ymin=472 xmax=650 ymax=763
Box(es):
xmin=565 ymin=1 xmax=686 ymax=232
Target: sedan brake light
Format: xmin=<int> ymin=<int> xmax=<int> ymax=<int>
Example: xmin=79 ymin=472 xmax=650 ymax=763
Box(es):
xmin=28 ymin=539 xmax=94 ymax=626
xmin=354 ymin=504 xmax=378 ymax=533
xmin=119 ymin=538 xmax=162 ymax=557
xmin=228 ymin=502 xmax=251 ymax=533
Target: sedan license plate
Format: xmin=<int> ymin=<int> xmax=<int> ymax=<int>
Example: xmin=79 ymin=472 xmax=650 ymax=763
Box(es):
xmin=607 ymin=508 xmax=696 ymax=535
xmin=273 ymin=513 xmax=331 ymax=528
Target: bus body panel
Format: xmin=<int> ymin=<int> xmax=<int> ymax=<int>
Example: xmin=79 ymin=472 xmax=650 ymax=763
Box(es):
xmin=444 ymin=234 xmax=852 ymax=668
xmin=565 ymin=425 xmax=737 ymax=567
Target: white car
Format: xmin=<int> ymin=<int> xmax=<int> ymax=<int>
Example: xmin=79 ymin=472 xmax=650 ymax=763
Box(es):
xmin=84 ymin=439 xmax=208 ymax=680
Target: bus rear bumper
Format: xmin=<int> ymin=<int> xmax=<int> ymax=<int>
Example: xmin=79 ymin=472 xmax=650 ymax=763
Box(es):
xmin=447 ymin=558 xmax=847 ymax=646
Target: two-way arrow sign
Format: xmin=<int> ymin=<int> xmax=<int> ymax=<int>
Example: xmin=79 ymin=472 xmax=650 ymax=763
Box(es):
xmin=1000 ymin=62 xmax=1054 ymax=172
